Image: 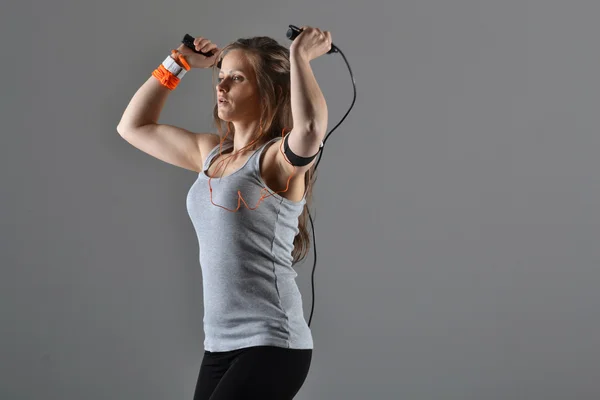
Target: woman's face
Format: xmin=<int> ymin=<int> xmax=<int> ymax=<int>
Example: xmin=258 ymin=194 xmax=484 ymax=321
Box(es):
xmin=216 ymin=50 xmax=261 ymax=122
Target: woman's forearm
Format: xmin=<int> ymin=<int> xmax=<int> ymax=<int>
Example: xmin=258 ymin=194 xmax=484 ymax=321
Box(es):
xmin=289 ymin=50 xmax=328 ymax=134
xmin=117 ymin=56 xmax=184 ymax=132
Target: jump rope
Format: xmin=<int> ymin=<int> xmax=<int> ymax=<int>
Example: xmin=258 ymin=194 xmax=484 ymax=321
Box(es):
xmin=175 ymin=25 xmax=357 ymax=327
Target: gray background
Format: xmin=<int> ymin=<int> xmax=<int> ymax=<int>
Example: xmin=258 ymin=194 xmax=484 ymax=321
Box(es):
xmin=2 ymin=0 xmax=599 ymax=399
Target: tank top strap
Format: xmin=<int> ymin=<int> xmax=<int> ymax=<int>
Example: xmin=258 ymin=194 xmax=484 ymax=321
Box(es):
xmin=202 ymin=140 xmax=233 ymax=172
xmin=251 ymin=136 xmax=282 ymax=171
xmin=250 ymin=136 xmax=310 ymax=203
xmin=252 ymin=137 xmax=307 ymax=203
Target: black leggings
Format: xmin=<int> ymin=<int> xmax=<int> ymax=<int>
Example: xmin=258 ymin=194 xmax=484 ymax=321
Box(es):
xmin=193 ymin=345 xmax=312 ymax=400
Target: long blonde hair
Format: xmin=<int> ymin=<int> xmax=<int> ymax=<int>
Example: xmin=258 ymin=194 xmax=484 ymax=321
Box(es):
xmin=210 ymin=36 xmax=318 ymax=265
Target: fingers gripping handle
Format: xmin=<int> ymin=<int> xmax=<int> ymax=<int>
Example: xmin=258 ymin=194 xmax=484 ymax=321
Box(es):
xmin=286 ymin=24 xmax=337 ymax=54
xmin=182 ymin=34 xmax=216 ymax=57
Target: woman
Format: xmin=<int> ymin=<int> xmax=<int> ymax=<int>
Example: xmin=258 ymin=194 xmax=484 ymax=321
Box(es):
xmin=117 ymin=27 xmax=331 ymax=399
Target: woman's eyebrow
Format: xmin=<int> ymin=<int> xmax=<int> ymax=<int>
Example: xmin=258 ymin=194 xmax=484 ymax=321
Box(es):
xmin=219 ymin=69 xmax=244 ymax=74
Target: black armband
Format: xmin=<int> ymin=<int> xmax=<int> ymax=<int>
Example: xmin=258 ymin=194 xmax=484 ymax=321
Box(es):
xmin=283 ymin=132 xmax=323 ymax=167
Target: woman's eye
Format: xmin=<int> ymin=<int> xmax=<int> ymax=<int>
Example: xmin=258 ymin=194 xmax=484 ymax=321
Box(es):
xmin=217 ymin=76 xmax=241 ymax=83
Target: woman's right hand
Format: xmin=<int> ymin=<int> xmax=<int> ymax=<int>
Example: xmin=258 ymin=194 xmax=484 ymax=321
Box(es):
xmin=175 ymin=36 xmax=222 ymax=69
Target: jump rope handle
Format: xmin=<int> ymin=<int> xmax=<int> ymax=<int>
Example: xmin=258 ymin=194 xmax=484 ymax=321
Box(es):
xmin=286 ymin=25 xmax=337 ymax=54
xmin=181 ymin=34 xmax=216 ymax=57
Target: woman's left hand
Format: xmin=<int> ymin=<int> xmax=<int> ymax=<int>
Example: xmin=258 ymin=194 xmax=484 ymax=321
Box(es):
xmin=289 ymin=26 xmax=332 ymax=62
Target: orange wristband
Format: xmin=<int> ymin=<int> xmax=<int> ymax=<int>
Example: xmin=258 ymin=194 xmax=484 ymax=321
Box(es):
xmin=152 ymin=51 xmax=190 ymax=90
xmin=152 ymin=64 xmax=180 ymax=90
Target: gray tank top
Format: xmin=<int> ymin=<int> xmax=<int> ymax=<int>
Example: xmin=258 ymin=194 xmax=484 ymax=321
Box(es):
xmin=185 ymin=136 xmax=314 ymax=352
